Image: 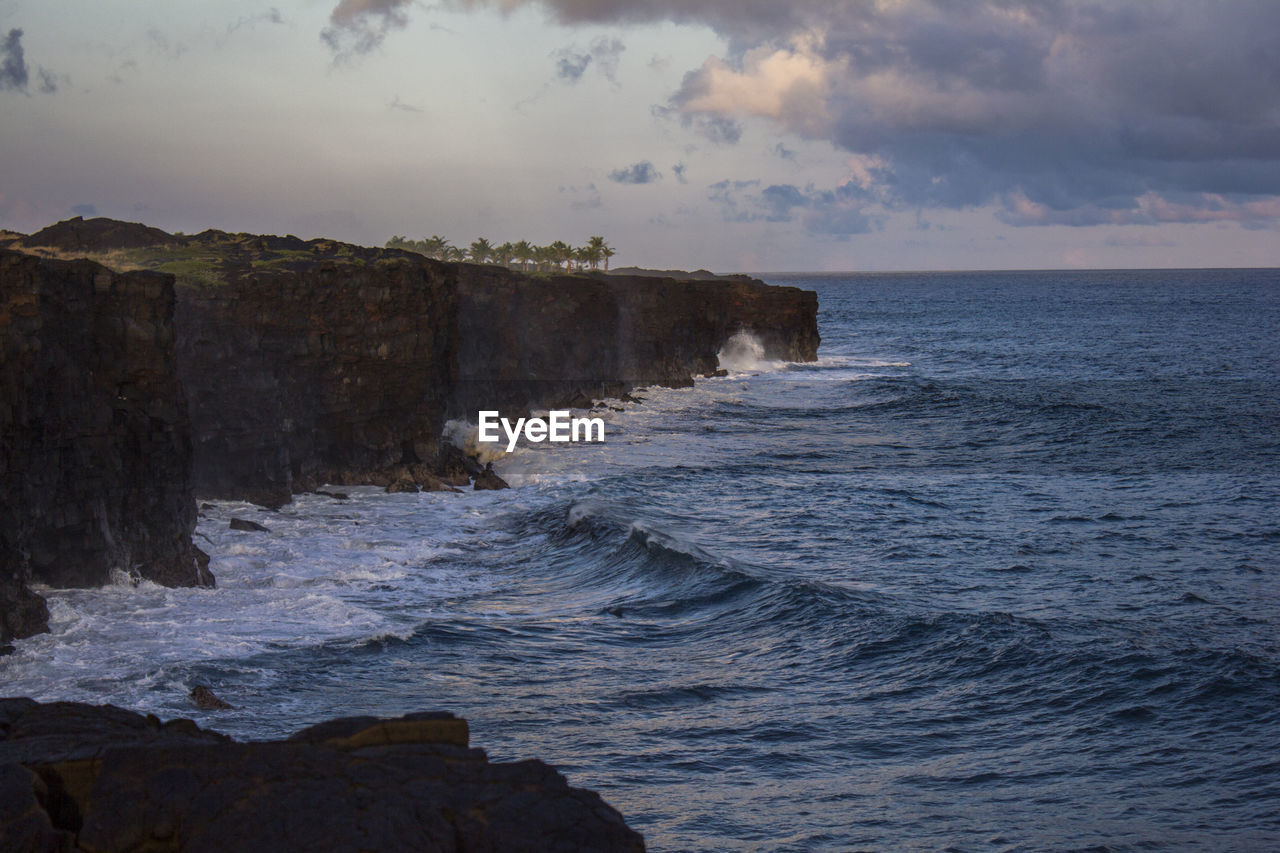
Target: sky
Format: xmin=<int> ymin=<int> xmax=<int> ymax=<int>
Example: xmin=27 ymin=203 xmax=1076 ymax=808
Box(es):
xmin=2 ymin=0 xmax=1279 ymax=272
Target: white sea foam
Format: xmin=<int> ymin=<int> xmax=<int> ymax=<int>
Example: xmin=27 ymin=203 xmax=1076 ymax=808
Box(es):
xmin=716 ymin=330 xmax=786 ymax=374
xmin=0 ymin=489 xmax=502 ymax=719
xmin=0 ymin=336 xmax=909 ymax=728
xmin=444 ymin=418 xmax=507 ymax=465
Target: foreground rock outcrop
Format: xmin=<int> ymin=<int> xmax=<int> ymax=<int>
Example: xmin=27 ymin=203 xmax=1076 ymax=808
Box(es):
xmin=0 ymin=250 xmax=210 ymax=646
xmin=0 ymin=699 xmax=644 ymax=852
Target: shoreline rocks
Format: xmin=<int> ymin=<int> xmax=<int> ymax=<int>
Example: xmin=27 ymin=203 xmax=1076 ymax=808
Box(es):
xmin=0 ymin=699 xmax=645 ymax=852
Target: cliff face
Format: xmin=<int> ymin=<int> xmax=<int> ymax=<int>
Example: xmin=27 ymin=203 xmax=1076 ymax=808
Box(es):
xmin=7 ymin=217 xmax=819 ymax=516
xmin=174 ymin=245 xmax=456 ymax=508
xmin=176 ymin=250 xmax=818 ymax=503
xmin=452 ymin=264 xmax=820 ymax=417
xmin=0 ymin=699 xmax=645 ymax=852
xmin=0 ymin=250 xmax=210 ymax=645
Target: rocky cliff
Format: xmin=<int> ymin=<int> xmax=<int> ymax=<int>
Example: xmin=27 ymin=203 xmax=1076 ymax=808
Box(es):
xmin=6 ymin=216 xmax=818 ymax=508
xmin=0 ymin=699 xmax=645 ymax=852
xmin=176 ymin=250 xmax=818 ymax=501
xmin=452 ymin=263 xmax=819 ymax=417
xmin=0 ymin=250 xmax=210 ymax=647
xmin=171 ymin=232 xmax=456 ymax=508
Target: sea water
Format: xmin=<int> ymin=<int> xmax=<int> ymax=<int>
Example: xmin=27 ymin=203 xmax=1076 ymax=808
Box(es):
xmin=4 ymin=269 xmax=1279 ymax=850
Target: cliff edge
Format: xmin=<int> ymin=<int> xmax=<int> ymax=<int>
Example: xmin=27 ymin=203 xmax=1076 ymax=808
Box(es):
xmin=0 ymin=250 xmax=210 ymax=647
xmin=11 ymin=219 xmax=819 ymax=507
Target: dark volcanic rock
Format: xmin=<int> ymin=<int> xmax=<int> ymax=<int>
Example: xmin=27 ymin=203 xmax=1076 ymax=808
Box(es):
xmin=1 ymin=250 xmax=211 ymax=646
xmin=189 ymin=686 xmax=235 ymax=710
xmin=0 ymin=700 xmax=645 ymax=852
xmin=7 ymin=219 xmax=817 ymax=516
xmin=0 ymin=578 xmax=49 ymax=648
xmin=228 ymin=518 xmax=270 ymax=533
xmin=175 ymin=246 xmax=457 ymax=508
xmin=20 ymin=216 xmax=173 ymax=252
xmin=473 ymin=464 xmax=510 ymax=491
xmin=451 ymin=264 xmax=818 ymax=418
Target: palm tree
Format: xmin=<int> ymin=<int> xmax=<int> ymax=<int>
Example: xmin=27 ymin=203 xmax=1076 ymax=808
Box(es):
xmin=468 ymin=237 xmax=493 ymax=265
xmin=601 ymin=243 xmax=615 ymax=272
xmin=548 ymin=240 xmax=572 ymax=272
xmin=421 ymin=235 xmax=450 ymax=260
xmin=443 ymin=245 xmax=466 ymax=262
xmin=583 ymin=237 xmax=605 ymax=270
xmin=512 ymin=240 xmax=534 ymax=272
xmin=494 ymin=242 xmax=515 ymax=269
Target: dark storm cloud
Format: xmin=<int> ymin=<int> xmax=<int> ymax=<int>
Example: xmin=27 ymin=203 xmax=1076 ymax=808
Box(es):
xmin=449 ymin=0 xmax=1280 ymax=230
xmin=323 ymin=0 xmax=413 ymax=57
xmin=1 ymin=28 xmax=29 ymax=91
xmin=609 ymin=161 xmax=661 ymax=184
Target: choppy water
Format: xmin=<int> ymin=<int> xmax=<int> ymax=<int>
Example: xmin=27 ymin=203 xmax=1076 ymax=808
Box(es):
xmin=5 ymin=269 xmax=1280 ymax=851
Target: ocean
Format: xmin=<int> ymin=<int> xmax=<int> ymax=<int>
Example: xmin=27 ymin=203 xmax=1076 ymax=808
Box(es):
xmin=4 ymin=269 xmax=1279 ymax=851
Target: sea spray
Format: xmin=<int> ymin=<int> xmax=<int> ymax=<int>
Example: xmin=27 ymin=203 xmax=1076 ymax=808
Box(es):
xmin=443 ymin=418 xmax=507 ymax=465
xmin=716 ymin=329 xmax=783 ymax=374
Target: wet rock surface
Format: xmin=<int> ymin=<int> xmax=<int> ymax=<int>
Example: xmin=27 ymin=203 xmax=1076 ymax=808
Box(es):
xmin=0 ymin=700 xmax=645 ymax=852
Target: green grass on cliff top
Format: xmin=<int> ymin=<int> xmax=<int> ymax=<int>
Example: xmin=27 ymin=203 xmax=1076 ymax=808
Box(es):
xmin=16 ymin=239 xmax=405 ymax=290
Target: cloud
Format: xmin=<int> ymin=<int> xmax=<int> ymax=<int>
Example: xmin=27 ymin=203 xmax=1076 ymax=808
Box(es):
xmin=1 ymin=28 xmax=28 ymax=91
xmin=652 ymin=105 xmax=742 ymax=145
xmin=553 ymin=37 xmax=625 ymax=84
xmin=609 ymin=161 xmax=662 ymax=184
xmin=227 ymin=8 xmax=286 ymax=37
xmin=708 ymin=178 xmax=883 ymax=235
xmin=560 ymin=183 xmax=602 ymax=210
xmin=450 ymin=0 xmax=1280 ymax=228
xmin=389 ymin=95 xmax=423 ymax=113
xmin=323 ymin=0 xmax=412 ymax=58
xmin=672 ymin=162 xmax=687 ymax=184
xmin=1 ymin=28 xmax=60 ymax=95
xmin=997 ymin=190 xmax=1280 ymax=229
xmin=553 ymin=47 xmax=590 ymax=81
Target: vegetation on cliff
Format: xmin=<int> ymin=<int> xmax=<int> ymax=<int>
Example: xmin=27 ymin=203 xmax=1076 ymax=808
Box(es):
xmin=12 ymin=218 xmax=423 ymax=290
xmin=387 ymin=233 xmax=616 ymax=272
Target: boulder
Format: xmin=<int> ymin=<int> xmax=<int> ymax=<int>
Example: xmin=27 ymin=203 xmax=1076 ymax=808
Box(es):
xmin=189 ymin=686 xmax=234 ymax=710
xmin=0 ymin=700 xmax=645 ymax=852
xmin=473 ymin=464 xmax=510 ymax=491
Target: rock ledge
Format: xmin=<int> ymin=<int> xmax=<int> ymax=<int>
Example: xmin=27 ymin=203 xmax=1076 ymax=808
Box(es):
xmin=0 ymin=699 xmax=644 ymax=852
